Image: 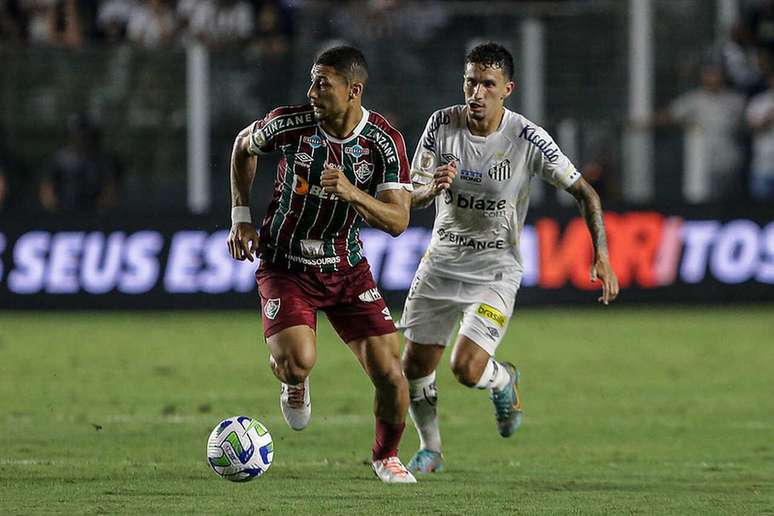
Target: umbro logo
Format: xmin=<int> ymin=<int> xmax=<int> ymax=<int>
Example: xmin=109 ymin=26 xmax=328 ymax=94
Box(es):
xmin=294 ymin=152 xmax=313 ymax=166
xmin=441 ymin=153 xmax=458 ymax=164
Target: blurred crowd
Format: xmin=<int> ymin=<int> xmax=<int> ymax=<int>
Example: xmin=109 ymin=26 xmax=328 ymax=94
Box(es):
xmin=2 ymin=1 xmax=774 ymax=216
xmin=638 ymin=0 xmax=774 ymax=203
xmin=0 ymin=0 xmax=295 ymax=53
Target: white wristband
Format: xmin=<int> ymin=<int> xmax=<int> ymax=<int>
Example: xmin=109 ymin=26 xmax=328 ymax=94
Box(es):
xmin=231 ymin=206 xmax=252 ymax=224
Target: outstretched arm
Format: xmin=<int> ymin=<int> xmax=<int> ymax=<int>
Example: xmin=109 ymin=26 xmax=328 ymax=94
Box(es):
xmin=227 ymin=124 xmax=261 ymax=262
xmin=566 ymin=177 xmax=619 ymax=305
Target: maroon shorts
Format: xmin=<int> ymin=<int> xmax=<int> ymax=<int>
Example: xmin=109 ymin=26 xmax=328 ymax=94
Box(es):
xmin=255 ymin=259 xmax=396 ymax=343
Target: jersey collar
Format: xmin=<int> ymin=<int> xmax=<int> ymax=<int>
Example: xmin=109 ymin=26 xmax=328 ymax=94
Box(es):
xmin=465 ymin=107 xmax=511 ymax=142
xmin=319 ymin=106 xmax=370 ymax=144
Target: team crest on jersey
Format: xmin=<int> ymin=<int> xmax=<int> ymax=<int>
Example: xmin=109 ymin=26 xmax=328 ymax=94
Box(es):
xmin=264 ymin=298 xmax=281 ymax=320
xmin=353 ymin=160 xmax=374 ymax=183
xmin=303 ymin=134 xmax=324 ymax=149
xmin=488 ymin=159 xmax=512 ymax=181
xmin=345 ymin=144 xmax=370 ymax=159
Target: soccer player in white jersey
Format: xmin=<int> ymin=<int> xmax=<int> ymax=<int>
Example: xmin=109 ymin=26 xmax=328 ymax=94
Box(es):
xmin=399 ymin=43 xmax=619 ymax=474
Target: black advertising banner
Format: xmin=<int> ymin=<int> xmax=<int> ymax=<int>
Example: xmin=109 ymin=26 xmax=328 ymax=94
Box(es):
xmin=1 ymin=207 xmax=773 ymax=310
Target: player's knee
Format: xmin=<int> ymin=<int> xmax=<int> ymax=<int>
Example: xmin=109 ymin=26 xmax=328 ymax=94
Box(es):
xmin=271 ymin=356 xmax=311 ymax=385
xmin=371 ymin=363 xmax=405 ymax=390
xmin=450 ymin=360 xmax=481 ymax=388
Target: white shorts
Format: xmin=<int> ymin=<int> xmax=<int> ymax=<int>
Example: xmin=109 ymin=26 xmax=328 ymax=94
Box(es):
xmin=397 ymin=268 xmax=520 ymax=356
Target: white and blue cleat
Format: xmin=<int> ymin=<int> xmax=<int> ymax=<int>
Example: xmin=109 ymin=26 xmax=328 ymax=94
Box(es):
xmin=489 ymin=362 xmax=523 ymax=438
xmin=407 ymin=449 xmax=445 ymax=474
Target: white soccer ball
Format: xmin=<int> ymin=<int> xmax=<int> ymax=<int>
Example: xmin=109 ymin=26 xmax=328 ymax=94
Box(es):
xmin=207 ymin=416 xmax=274 ymax=482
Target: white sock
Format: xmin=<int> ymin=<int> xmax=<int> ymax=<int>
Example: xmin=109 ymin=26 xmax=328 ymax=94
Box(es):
xmin=474 ymin=358 xmax=511 ymax=391
xmin=408 ymin=372 xmax=441 ymax=453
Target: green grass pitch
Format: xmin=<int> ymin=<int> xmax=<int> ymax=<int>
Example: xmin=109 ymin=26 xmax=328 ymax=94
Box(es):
xmin=1 ymin=307 xmax=772 ymax=515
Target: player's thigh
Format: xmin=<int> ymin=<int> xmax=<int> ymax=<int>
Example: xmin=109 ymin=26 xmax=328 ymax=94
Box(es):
xmin=398 ymin=274 xmax=462 ymax=348
xmin=458 ymin=277 xmax=520 ymax=357
xmin=324 ymin=262 xmax=396 ymax=344
xmin=256 ymin=266 xmax=318 ymax=339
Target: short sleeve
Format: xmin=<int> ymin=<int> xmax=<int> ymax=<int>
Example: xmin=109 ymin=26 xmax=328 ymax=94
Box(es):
xmin=247 ymin=109 xmax=281 ymax=155
xmin=410 ymin=111 xmax=444 ymax=185
xmin=522 ymin=123 xmax=580 ymax=189
xmin=375 ymin=125 xmax=413 ymax=193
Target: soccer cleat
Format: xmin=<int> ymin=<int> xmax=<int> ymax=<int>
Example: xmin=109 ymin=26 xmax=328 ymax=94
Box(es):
xmin=371 ymin=456 xmax=417 ymax=484
xmin=279 ymin=377 xmax=311 ymax=431
xmin=407 ymin=448 xmax=444 ymax=474
xmin=489 ymin=362 xmax=522 ymax=437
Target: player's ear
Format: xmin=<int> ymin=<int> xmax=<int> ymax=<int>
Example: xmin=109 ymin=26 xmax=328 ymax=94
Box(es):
xmin=350 ymin=82 xmax=364 ymax=100
xmin=503 ymin=81 xmax=515 ymax=100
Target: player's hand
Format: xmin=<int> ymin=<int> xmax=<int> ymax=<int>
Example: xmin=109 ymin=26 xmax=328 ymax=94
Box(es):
xmin=431 ymin=160 xmax=457 ymax=196
xmin=228 ymin=222 xmax=260 ymax=262
xmin=321 ymin=163 xmax=358 ymax=202
xmin=591 ymin=256 xmax=619 ymax=305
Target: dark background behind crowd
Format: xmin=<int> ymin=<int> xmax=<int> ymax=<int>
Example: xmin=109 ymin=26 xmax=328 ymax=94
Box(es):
xmin=1 ymin=0 xmax=773 ymax=217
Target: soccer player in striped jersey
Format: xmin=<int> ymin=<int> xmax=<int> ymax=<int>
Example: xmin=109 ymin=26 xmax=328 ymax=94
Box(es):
xmin=227 ymin=46 xmax=416 ymax=483
xmin=399 ymin=43 xmax=619 ymax=474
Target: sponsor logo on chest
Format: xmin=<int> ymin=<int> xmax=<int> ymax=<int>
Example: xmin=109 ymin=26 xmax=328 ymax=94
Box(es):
xmin=443 ymin=190 xmax=507 ymax=216
xmin=460 ymin=169 xmax=483 ymax=183
xmin=302 ymin=134 xmax=324 ymax=149
xmin=345 ymin=144 xmax=370 ymax=159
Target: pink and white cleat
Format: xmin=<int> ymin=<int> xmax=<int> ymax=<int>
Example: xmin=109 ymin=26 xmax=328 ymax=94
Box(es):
xmin=371 ymin=456 xmax=417 ymax=484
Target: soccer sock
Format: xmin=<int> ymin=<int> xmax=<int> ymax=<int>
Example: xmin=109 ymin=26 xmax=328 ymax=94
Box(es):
xmin=372 ymin=418 xmax=406 ymax=461
xmin=474 ymin=358 xmax=511 ymax=391
xmin=408 ymin=372 xmax=442 ymax=452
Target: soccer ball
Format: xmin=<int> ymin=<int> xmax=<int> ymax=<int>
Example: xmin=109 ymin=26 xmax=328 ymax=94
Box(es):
xmin=207 ymin=416 xmax=274 ymax=482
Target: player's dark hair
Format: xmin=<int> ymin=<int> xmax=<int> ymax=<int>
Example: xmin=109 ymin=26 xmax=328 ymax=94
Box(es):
xmin=465 ymin=42 xmax=514 ymax=80
xmin=315 ymin=46 xmax=369 ymax=85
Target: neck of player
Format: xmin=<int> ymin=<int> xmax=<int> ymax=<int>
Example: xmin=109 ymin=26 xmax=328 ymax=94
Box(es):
xmin=467 ymin=106 xmax=505 ymax=137
xmin=322 ymin=104 xmax=363 ymax=139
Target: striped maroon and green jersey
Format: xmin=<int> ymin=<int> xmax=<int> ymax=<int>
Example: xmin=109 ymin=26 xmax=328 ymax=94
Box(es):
xmin=247 ymin=104 xmax=412 ymax=272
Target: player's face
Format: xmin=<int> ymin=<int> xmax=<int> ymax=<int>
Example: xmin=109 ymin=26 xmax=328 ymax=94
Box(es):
xmin=307 ymin=65 xmax=351 ymax=121
xmin=463 ymin=63 xmax=514 ymax=122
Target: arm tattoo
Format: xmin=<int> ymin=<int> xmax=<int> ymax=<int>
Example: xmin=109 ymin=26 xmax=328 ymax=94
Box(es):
xmin=570 ymin=180 xmax=608 ymax=258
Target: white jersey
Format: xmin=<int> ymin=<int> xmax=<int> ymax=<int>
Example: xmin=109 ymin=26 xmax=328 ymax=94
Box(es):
xmin=411 ymin=105 xmax=580 ymax=283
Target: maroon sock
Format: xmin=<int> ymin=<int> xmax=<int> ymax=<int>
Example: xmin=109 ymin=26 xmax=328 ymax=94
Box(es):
xmin=371 ymin=418 xmax=406 ymax=461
